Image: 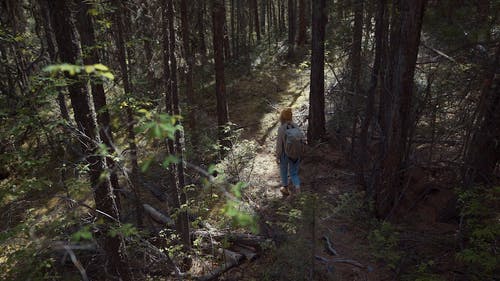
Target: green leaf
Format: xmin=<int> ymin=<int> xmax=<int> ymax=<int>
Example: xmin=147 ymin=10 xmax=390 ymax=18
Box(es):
xmin=84 ymin=65 xmax=95 ymax=73
xmin=99 ymin=71 xmax=115 ymax=80
xmin=141 ymin=157 xmax=154 ymax=172
xmin=93 ymin=63 xmax=109 ymax=71
xmin=162 ymin=155 xmax=179 ymax=168
xmin=72 ymin=226 xmax=93 ymax=241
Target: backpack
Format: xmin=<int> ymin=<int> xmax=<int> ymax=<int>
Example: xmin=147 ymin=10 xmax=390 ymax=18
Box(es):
xmin=284 ymin=123 xmax=305 ymax=160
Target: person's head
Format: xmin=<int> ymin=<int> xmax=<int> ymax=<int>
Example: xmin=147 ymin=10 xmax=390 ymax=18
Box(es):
xmin=280 ymin=107 xmax=293 ymax=124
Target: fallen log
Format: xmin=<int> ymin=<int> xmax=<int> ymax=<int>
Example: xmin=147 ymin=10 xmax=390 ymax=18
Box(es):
xmin=143 ymin=204 xmax=174 ymax=226
xmin=232 ymin=245 xmax=258 ymax=261
xmin=192 ymin=230 xmax=269 ymax=250
xmin=196 ymin=249 xmax=245 ymax=281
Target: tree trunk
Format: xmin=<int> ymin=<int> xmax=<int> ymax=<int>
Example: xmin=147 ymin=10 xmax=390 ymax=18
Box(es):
xmin=197 ymin=0 xmax=208 ymax=62
xmin=213 ymin=0 xmax=231 ymax=150
xmin=376 ymin=0 xmax=427 ymax=218
xmin=37 ymin=0 xmax=71 ymax=123
xmin=308 ymin=0 xmax=327 ymax=143
xmin=75 ymin=0 xmax=124 ymax=210
xmin=359 ymin=0 xmax=387 ymax=191
xmin=166 ymin=0 xmax=192 ymax=249
xmin=112 ymin=0 xmax=143 ymax=227
xmin=260 ymin=0 xmax=266 ymax=36
xmin=464 ymin=46 xmax=500 ymax=185
xmin=231 ymin=0 xmax=238 ymax=58
xmin=139 ymin=1 xmax=155 ymax=92
xmin=161 ymin=0 xmax=182 ymax=245
xmin=253 ymin=0 xmax=261 ymax=42
xmin=349 ymin=0 xmax=364 ymax=156
xmin=180 ymin=0 xmax=197 ymax=147
xmin=48 ymin=0 xmax=131 ymax=279
xmin=287 ymin=0 xmax=296 ymax=56
xmin=297 ymin=0 xmax=306 ymax=46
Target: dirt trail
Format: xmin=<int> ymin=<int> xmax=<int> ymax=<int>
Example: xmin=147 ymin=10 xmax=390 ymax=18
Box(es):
xmin=223 ymin=57 xmax=386 ymax=280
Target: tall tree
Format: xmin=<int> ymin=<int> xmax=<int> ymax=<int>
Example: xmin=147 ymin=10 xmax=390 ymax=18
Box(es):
xmin=212 ymin=0 xmax=231 ymax=149
xmin=75 ymin=0 xmax=125 ymax=211
xmin=112 ymin=0 xmax=143 ymax=227
xmin=166 ymin=0 xmax=191 ymax=248
xmin=464 ymin=46 xmax=500 ymax=185
xmin=260 ymin=0 xmax=266 ymax=36
xmin=180 ymin=0 xmax=197 ymax=145
xmin=376 ymin=0 xmax=427 ymax=218
xmin=287 ymin=0 xmax=296 ymax=56
xmin=358 ymin=0 xmax=388 ymax=189
xmin=297 ymin=0 xmax=306 ymax=46
xmin=252 ymin=0 xmax=261 ymax=42
xmin=308 ymin=0 xmax=327 ymax=143
xmin=197 ymin=0 xmax=208 ymax=62
xmin=37 ymin=0 xmax=71 ymax=122
xmin=47 ymin=0 xmax=131 ymax=279
xmin=349 ymin=0 xmax=364 ymax=155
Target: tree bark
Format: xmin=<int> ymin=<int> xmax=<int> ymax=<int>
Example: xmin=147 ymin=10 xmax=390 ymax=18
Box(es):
xmin=252 ymin=0 xmax=261 ymax=42
xmin=37 ymin=0 xmax=71 ymax=123
xmin=166 ymin=0 xmax=192 ymax=249
xmin=75 ymin=0 xmax=123 ymax=211
xmin=359 ymin=0 xmax=388 ymax=191
xmin=161 ymin=0 xmax=181 ymax=241
xmin=260 ymin=0 xmax=266 ymax=36
xmin=180 ymin=0 xmax=197 ymax=146
xmin=464 ymin=46 xmax=500 ymax=185
xmin=287 ymin=0 xmax=296 ymax=56
xmin=350 ymin=0 xmax=364 ymax=157
xmin=213 ymin=0 xmax=231 ymax=150
xmin=112 ymin=0 xmax=143 ymax=227
xmin=197 ymin=0 xmax=208 ymax=62
xmin=308 ymin=0 xmax=327 ymax=143
xmin=48 ymin=0 xmax=131 ymax=279
xmin=376 ymin=0 xmax=427 ymax=218
xmin=297 ymin=0 xmax=306 ymax=46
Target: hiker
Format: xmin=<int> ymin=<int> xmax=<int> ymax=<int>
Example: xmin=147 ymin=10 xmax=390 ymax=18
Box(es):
xmin=275 ymin=107 xmax=306 ymax=196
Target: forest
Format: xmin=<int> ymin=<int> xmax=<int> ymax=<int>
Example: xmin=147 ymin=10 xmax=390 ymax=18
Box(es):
xmin=0 ymin=0 xmax=499 ymax=280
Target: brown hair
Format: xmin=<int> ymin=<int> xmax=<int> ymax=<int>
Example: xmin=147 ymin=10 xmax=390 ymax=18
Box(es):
xmin=280 ymin=107 xmax=293 ymax=124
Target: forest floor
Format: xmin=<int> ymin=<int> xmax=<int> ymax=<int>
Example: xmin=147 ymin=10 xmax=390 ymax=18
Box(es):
xmin=207 ymin=48 xmax=390 ymax=281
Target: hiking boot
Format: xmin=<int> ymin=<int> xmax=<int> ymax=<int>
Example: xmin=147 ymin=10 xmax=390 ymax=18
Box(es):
xmin=279 ymin=186 xmax=290 ymax=197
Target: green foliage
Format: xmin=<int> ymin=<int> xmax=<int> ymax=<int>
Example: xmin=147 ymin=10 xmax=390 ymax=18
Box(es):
xmin=401 ymin=259 xmax=446 ymax=281
xmin=455 ymin=186 xmax=500 ymax=280
xmin=369 ymin=221 xmax=402 ymax=270
xmin=217 ymin=127 xmax=258 ymax=183
xmin=109 ymin=223 xmax=139 ymax=238
xmin=43 ymin=63 xmax=115 ymax=80
xmin=222 ymin=197 xmax=258 ymax=233
xmin=261 ymin=237 xmax=322 ymax=281
xmin=71 ymin=225 xmax=93 ymax=241
xmin=332 ymin=191 xmax=372 ymax=222
xmin=136 ymin=110 xmax=181 ymax=141
xmin=262 ymin=194 xmax=329 ymax=281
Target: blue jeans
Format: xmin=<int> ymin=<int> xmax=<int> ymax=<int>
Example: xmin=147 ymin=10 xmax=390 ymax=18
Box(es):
xmin=280 ymin=153 xmax=301 ymax=188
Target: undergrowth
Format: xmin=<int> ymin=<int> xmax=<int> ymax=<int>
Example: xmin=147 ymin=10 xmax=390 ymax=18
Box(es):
xmin=456 ymin=186 xmax=500 ymax=280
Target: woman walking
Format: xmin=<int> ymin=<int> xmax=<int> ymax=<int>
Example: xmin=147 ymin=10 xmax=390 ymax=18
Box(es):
xmin=275 ymin=108 xmax=306 ymax=196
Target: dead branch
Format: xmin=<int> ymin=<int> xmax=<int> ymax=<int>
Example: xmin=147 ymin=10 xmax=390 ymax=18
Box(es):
xmin=143 ymin=204 xmax=174 ymax=226
xmin=322 ymin=235 xmax=339 ymax=256
xmin=63 ymin=244 xmax=89 ymax=281
xmin=315 ymin=255 xmax=366 ymax=269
